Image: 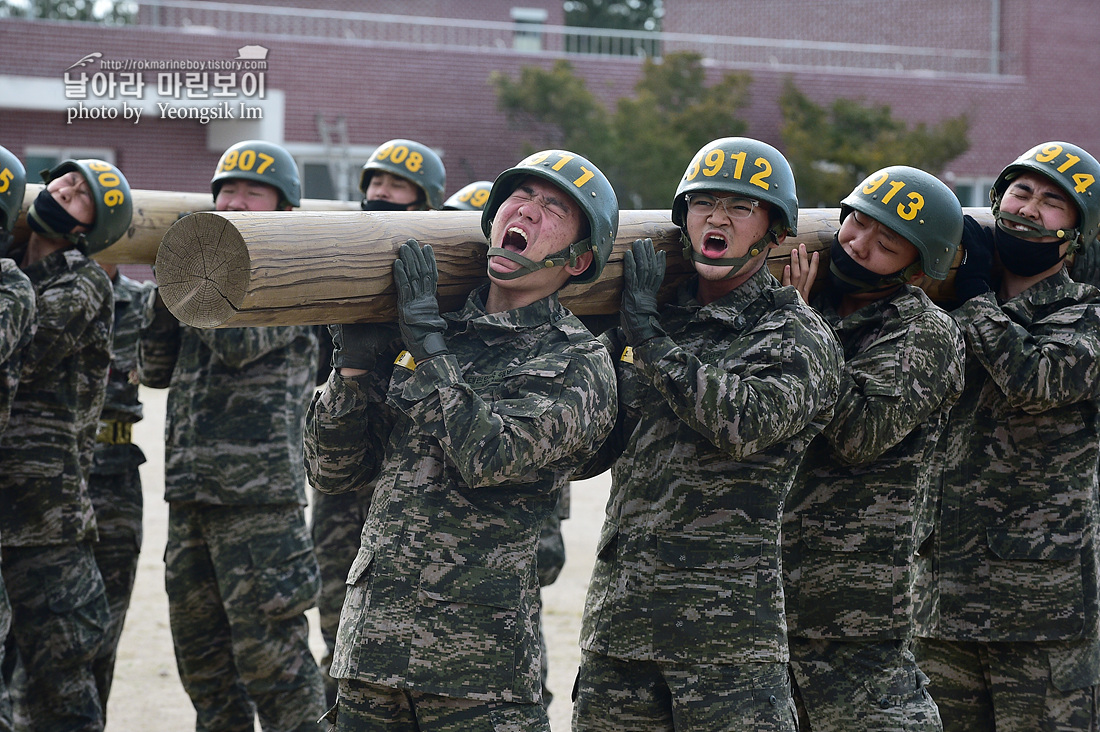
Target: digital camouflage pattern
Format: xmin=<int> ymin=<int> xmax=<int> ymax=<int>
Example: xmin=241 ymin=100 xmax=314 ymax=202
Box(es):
xmin=305 ymin=286 xmax=617 ymax=705
xmin=577 ymin=266 xmax=842 ymax=669
xmin=0 ymin=258 xmax=35 ymax=436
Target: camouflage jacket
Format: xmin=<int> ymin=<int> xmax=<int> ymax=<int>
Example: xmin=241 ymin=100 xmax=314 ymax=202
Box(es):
xmin=0 ymin=258 xmax=36 ymax=436
xmin=305 ymin=287 xmax=616 ymax=703
xmin=140 ymin=292 xmax=318 ymax=506
xmin=932 ymin=269 xmax=1100 ymax=643
xmin=580 ymin=266 xmax=843 ymax=665
xmin=783 ymin=285 xmax=964 ymax=641
xmin=0 ymin=247 xmax=113 ymax=546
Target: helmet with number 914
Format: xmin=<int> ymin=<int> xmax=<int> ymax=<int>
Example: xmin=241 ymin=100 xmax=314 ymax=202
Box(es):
xmin=841 ymin=165 xmax=962 ymax=280
xmin=672 ymin=137 xmax=799 ymax=238
xmin=212 ymin=140 xmax=301 ymax=208
xmin=0 ymin=145 xmax=26 ymax=234
xmin=41 ymin=159 xmax=132 ymax=254
xmin=360 ymin=139 xmax=446 ymax=211
xmin=443 ymin=180 xmax=493 ymax=211
xmin=481 ymin=149 xmax=619 ymax=284
xmin=990 ymin=141 xmax=1100 ymax=251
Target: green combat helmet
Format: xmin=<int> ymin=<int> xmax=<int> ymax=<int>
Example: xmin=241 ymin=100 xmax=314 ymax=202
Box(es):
xmin=672 ymin=137 xmax=799 ymax=273
xmin=443 ymin=180 xmax=493 ymax=211
xmin=481 ymin=149 xmax=619 ymax=285
xmin=841 ymin=165 xmax=963 ymax=280
xmin=0 ymin=145 xmax=26 ymax=234
xmin=990 ymin=140 xmax=1100 ymax=252
xmin=360 ymin=139 xmax=446 ymax=211
xmin=212 ymin=140 xmax=301 ymax=208
xmin=38 ymin=159 xmax=133 ymax=254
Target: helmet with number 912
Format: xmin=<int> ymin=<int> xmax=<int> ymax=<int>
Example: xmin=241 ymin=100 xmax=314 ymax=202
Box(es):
xmin=990 ymin=141 xmax=1100 ymax=251
xmin=841 ymin=165 xmax=963 ymax=280
xmin=0 ymin=145 xmax=26 ymax=234
xmin=481 ymin=149 xmax=619 ymax=285
xmin=672 ymin=137 xmax=799 ymax=238
xmin=360 ymin=139 xmax=446 ymax=211
xmin=443 ymin=180 xmax=493 ymax=211
xmin=41 ymin=159 xmax=132 ymax=254
xmin=212 ymin=140 xmax=301 ymax=208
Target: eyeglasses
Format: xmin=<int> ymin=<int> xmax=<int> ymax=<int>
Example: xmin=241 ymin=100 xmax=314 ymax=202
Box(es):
xmin=685 ymin=193 xmax=759 ymax=220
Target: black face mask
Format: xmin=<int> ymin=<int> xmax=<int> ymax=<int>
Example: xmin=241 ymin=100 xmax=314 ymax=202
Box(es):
xmin=994 ymin=224 xmax=1067 ymax=278
xmin=827 ymin=233 xmax=909 ymax=295
xmin=361 ymin=199 xmax=413 ymax=212
xmin=27 ymin=188 xmax=89 ymax=239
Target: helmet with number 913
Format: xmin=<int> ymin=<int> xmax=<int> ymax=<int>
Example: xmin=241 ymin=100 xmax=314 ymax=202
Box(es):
xmin=42 ymin=159 xmax=132 ymax=254
xmin=672 ymin=137 xmax=799 ymax=238
xmin=212 ymin=140 xmax=301 ymax=208
xmin=0 ymin=145 xmax=26 ymax=234
xmin=990 ymin=141 xmax=1100 ymax=251
xmin=841 ymin=165 xmax=962 ymax=280
xmin=360 ymin=139 xmax=446 ymax=211
xmin=481 ymin=149 xmax=619 ymax=285
xmin=443 ymin=180 xmax=493 ymax=211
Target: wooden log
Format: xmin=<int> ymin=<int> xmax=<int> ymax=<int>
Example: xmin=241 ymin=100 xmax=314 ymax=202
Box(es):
xmin=158 ymin=207 xmax=996 ymax=328
xmin=11 ymin=183 xmax=360 ymax=264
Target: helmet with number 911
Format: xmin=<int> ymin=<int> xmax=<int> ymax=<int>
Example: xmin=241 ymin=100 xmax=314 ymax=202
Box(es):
xmin=0 ymin=145 xmax=26 ymax=234
xmin=41 ymin=159 xmax=132 ymax=254
xmin=212 ymin=140 xmax=301 ymax=208
xmin=360 ymin=139 xmax=446 ymax=211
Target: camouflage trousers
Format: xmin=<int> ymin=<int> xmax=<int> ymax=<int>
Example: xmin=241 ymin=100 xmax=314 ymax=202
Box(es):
xmin=310 ymin=486 xmax=371 ymax=708
xmin=322 ymin=678 xmax=549 ymax=732
xmin=165 ymin=502 xmax=326 ymax=732
xmin=914 ymin=637 xmax=1100 ymax=732
xmin=572 ymin=650 xmax=797 ymax=732
xmin=789 ymin=637 xmax=941 ymax=731
xmin=0 ymin=566 xmax=10 ymax=732
xmin=535 ymin=502 xmax=566 ymax=710
xmin=1 ymin=541 xmax=109 ymax=732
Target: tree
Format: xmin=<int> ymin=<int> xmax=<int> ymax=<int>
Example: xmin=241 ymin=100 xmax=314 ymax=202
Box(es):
xmin=779 ymin=78 xmax=970 ymax=207
xmin=492 ymin=52 xmax=751 ymax=208
xmin=0 ymin=0 xmax=134 ymax=23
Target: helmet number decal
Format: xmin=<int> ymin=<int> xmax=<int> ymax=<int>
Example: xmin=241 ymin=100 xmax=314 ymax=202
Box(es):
xmin=522 ymin=151 xmax=596 ymax=188
xmin=457 ymin=187 xmax=490 ymax=208
xmin=0 ymin=167 xmax=12 ymax=194
xmin=861 ymin=170 xmax=926 ymax=221
xmin=685 ymin=146 xmax=773 ymax=191
xmin=374 ymin=144 xmax=424 ymax=174
xmin=218 ymin=149 xmax=276 ymax=176
xmin=87 ymin=160 xmax=126 ymax=208
xmin=1030 ymin=144 xmax=1096 ymax=194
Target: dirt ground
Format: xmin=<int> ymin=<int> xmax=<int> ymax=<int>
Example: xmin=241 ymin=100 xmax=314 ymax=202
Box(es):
xmin=105 ymin=386 xmax=611 ymax=731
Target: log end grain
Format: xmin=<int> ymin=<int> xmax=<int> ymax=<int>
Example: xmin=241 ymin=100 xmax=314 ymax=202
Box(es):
xmin=156 ymin=212 xmax=250 ymax=328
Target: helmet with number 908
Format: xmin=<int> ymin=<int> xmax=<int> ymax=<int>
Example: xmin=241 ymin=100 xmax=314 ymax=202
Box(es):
xmin=0 ymin=145 xmax=26 ymax=234
xmin=481 ymin=149 xmax=619 ymax=284
xmin=991 ymin=141 xmax=1100 ymax=250
xmin=672 ymin=137 xmax=799 ymax=238
xmin=212 ymin=140 xmax=301 ymax=208
xmin=360 ymin=139 xmax=446 ymax=211
xmin=443 ymin=180 xmax=493 ymax=211
xmin=841 ymin=165 xmax=962 ymax=280
xmin=41 ymin=159 xmax=132 ymax=254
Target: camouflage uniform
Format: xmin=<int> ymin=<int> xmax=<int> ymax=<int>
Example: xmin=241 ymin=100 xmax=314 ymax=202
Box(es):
xmin=914 ymin=271 xmax=1100 ymax=731
xmin=573 ymin=267 xmax=843 ymax=732
xmin=88 ymin=271 xmax=154 ymax=712
xmin=140 ymin=299 xmax=325 ymax=732
xmin=0 ymin=246 xmax=112 ymax=732
xmin=782 ymin=285 xmax=964 ymax=731
xmin=304 ymin=286 xmax=617 ymax=730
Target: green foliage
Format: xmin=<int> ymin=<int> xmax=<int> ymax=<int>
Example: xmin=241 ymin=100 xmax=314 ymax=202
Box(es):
xmin=492 ymin=52 xmax=751 ymax=208
xmin=779 ymin=78 xmax=969 ymax=207
xmin=0 ymin=0 xmax=135 ymax=23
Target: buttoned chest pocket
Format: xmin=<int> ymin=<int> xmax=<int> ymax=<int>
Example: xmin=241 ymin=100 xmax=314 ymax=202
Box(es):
xmin=491 ymin=362 xmax=568 ymax=419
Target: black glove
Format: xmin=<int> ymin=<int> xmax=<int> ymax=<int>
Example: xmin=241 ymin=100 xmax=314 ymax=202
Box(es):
xmin=393 ymin=239 xmax=448 ymax=363
xmin=954 ymin=214 xmax=995 ymax=304
xmin=328 ymin=323 xmax=398 ymax=371
xmin=620 ymin=238 xmax=666 ymax=346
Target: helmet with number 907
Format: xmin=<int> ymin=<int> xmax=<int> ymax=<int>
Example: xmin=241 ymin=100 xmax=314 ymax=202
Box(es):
xmin=0 ymin=145 xmax=26 ymax=234
xmin=991 ymin=141 xmax=1100 ymax=250
xmin=841 ymin=165 xmax=962 ymax=280
xmin=41 ymin=159 xmax=133 ymax=254
xmin=212 ymin=140 xmax=301 ymax=208
xmin=360 ymin=139 xmax=446 ymax=211
xmin=443 ymin=180 xmax=493 ymax=211
xmin=481 ymin=149 xmax=619 ymax=284
xmin=672 ymin=137 xmax=799 ymax=238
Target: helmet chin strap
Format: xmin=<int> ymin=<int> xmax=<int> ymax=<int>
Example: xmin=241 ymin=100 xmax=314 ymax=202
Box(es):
xmin=994 ymin=210 xmax=1080 ymax=250
xmin=485 ymin=237 xmax=593 ymax=281
xmin=680 ymin=229 xmax=777 ymax=280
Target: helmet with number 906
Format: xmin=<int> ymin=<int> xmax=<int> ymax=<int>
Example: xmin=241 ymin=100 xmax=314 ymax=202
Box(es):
xmin=481 ymin=149 xmax=619 ymax=284
xmin=673 ymin=137 xmax=799 ymax=238
xmin=443 ymin=180 xmax=493 ymax=211
xmin=991 ymin=141 xmax=1100 ymax=250
xmin=360 ymin=139 xmax=446 ymax=211
xmin=841 ymin=165 xmax=962 ymax=280
xmin=42 ymin=159 xmax=132 ymax=254
xmin=212 ymin=140 xmax=301 ymax=208
xmin=0 ymin=145 xmax=26 ymax=234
